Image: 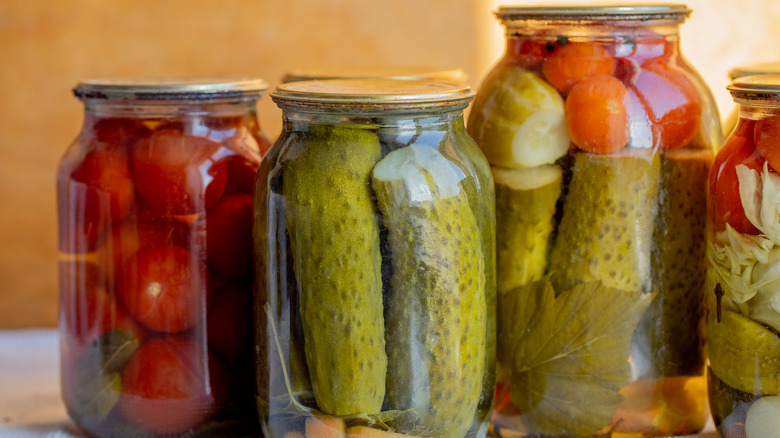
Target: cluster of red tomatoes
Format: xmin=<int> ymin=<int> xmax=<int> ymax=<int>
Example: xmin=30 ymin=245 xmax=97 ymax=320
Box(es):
xmin=58 ymin=115 xmax=268 ymax=434
xmin=505 ymin=33 xmax=702 ymax=153
xmin=710 ymin=116 xmax=780 ymax=235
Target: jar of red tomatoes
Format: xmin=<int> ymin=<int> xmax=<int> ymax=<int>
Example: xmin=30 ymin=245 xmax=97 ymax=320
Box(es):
xmin=708 ymin=74 xmax=780 ymax=438
xmin=57 ymin=77 xmax=271 ymax=437
xmin=468 ymin=5 xmax=721 ymax=437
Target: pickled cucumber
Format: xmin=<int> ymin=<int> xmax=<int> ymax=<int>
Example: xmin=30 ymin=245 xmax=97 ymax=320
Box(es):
xmin=467 ymin=65 xmax=570 ymax=168
xmin=453 ymin=120 xmax=497 ymax=432
xmin=634 ymin=149 xmax=712 ymax=378
xmin=283 ymin=125 xmax=386 ymax=416
xmin=494 ymin=165 xmax=562 ymax=294
xmin=709 ymin=309 xmax=780 ymax=395
xmin=372 ymin=144 xmax=486 ymax=438
xmin=548 ymin=149 xmax=660 ymax=294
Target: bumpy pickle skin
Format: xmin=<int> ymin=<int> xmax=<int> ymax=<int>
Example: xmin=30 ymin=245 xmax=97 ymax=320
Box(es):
xmin=451 ymin=120 xmax=497 ymax=434
xmin=372 ymin=144 xmax=486 ymax=438
xmin=282 ymin=125 xmax=386 ymax=416
xmin=493 ymin=165 xmax=562 ymax=365
xmin=494 ymin=165 xmax=562 ymax=293
xmin=548 ymin=149 xmax=660 ymax=294
xmin=633 ymin=149 xmax=712 ymax=378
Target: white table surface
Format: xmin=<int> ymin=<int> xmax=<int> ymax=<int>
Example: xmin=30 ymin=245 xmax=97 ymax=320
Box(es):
xmin=0 ymin=329 xmax=81 ymax=437
xmin=0 ymin=329 xmax=719 ymax=438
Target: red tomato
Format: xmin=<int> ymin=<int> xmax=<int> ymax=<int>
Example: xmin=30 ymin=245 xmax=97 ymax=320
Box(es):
xmin=753 ymin=116 xmax=780 ymax=172
xmin=630 ymin=60 xmax=702 ymax=150
xmin=118 ymin=246 xmax=208 ymax=332
xmin=710 ymin=119 xmax=763 ymax=234
xmin=565 ymin=75 xmax=630 ymax=154
xmin=120 ymin=336 xmax=229 ymax=434
xmin=206 ymin=194 xmax=254 ymax=281
xmin=206 ymin=283 xmax=253 ymax=363
xmin=91 ymin=117 xmax=151 ymax=147
xmin=103 ymin=216 xmax=191 ymax=284
xmin=609 ymin=35 xmax=671 ymax=61
xmin=505 ymin=38 xmax=548 ymax=68
xmin=131 ymin=129 xmax=226 ymax=215
xmin=542 ymin=42 xmax=616 ymax=94
xmin=210 ymin=154 xmax=259 ymax=196
xmin=59 ymin=261 xmax=146 ymax=350
xmin=60 ymin=140 xmax=135 ymax=252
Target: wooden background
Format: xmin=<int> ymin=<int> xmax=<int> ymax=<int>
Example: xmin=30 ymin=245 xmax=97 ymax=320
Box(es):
xmin=1 ymin=0 xmax=779 ymax=328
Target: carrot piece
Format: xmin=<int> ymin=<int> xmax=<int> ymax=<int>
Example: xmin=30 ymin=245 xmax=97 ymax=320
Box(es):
xmin=345 ymin=426 xmax=408 ymax=437
xmin=305 ymin=417 xmax=346 ymax=438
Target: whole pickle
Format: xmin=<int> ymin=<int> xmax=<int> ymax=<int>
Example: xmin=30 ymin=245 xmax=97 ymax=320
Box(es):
xmin=548 ymin=148 xmax=660 ymax=294
xmin=282 ymin=125 xmax=386 ymax=416
xmin=372 ymin=144 xmax=486 ymax=438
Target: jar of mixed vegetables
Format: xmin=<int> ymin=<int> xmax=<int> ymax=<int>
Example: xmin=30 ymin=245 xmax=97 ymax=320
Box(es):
xmin=708 ymin=74 xmax=780 ymax=438
xmin=57 ymin=77 xmax=270 ymax=437
xmin=254 ymin=79 xmax=495 ymax=438
xmin=467 ymin=5 xmax=721 ymax=437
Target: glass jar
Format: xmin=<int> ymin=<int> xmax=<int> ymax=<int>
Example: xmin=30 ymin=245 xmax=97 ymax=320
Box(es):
xmin=707 ymin=74 xmax=780 ymax=438
xmin=57 ymin=77 xmax=270 ymax=437
xmin=468 ymin=5 xmax=721 ymax=437
xmin=254 ymin=79 xmax=495 ymax=438
xmin=723 ymin=61 xmax=780 ymax=135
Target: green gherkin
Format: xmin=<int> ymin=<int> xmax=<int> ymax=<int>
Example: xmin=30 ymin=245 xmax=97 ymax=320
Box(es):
xmin=373 ymin=144 xmax=486 ymax=438
xmin=548 ymin=149 xmax=660 ymax=294
xmin=452 ymin=120 xmax=497 ymax=433
xmin=283 ymin=125 xmax=386 ymax=416
xmin=494 ymin=165 xmax=562 ymax=293
xmin=493 ymin=165 xmax=562 ymax=365
xmin=633 ymin=149 xmax=712 ymax=378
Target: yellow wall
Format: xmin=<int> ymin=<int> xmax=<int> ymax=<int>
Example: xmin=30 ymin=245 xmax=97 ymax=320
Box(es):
xmin=2 ymin=0 xmax=780 ymax=328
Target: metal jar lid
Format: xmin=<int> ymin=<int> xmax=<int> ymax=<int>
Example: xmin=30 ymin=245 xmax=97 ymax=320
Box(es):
xmin=271 ymin=78 xmax=476 ymax=113
xmin=281 ymin=66 xmax=467 ymax=84
xmin=728 ymin=61 xmax=780 ymax=81
xmin=73 ymin=77 xmax=269 ymax=101
xmin=496 ymin=4 xmax=691 ymax=23
xmin=728 ymin=74 xmax=780 ymax=105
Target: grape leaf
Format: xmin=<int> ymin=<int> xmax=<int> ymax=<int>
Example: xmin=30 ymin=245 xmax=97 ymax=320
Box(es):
xmin=509 ymin=280 xmax=653 ymax=437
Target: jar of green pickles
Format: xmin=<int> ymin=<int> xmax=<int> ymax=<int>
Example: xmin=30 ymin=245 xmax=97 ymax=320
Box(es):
xmin=254 ymin=79 xmax=495 ymax=438
xmin=708 ymin=74 xmax=780 ymax=438
xmin=468 ymin=5 xmax=721 ymax=437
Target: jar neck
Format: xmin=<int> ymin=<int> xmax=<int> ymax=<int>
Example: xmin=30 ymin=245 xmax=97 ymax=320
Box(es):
xmin=279 ymin=108 xmax=466 ymax=133
xmin=502 ymin=20 xmax=682 ymax=61
xmin=736 ymin=102 xmax=780 ymax=122
xmin=82 ymin=98 xmax=260 ymax=119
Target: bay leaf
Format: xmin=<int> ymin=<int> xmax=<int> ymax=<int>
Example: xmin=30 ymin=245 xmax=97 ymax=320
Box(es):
xmin=510 ymin=280 xmax=653 ymax=437
xmin=72 ymin=329 xmax=140 ymax=426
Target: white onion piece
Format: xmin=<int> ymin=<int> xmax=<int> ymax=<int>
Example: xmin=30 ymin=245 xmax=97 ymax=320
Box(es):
xmin=745 ymin=395 xmax=780 ymax=438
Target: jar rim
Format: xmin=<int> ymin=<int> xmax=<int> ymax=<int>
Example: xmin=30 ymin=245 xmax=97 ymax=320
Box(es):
xmin=728 ymin=74 xmax=780 ymax=102
xmin=729 ymin=61 xmax=780 ymax=81
xmin=281 ymin=66 xmax=468 ymax=83
xmin=271 ymin=78 xmax=475 ymax=112
xmin=73 ymin=77 xmax=269 ymax=101
xmin=495 ymin=4 xmax=691 ymax=23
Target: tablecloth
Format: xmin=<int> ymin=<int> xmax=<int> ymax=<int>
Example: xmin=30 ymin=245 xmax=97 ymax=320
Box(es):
xmin=0 ymin=329 xmax=719 ymax=438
